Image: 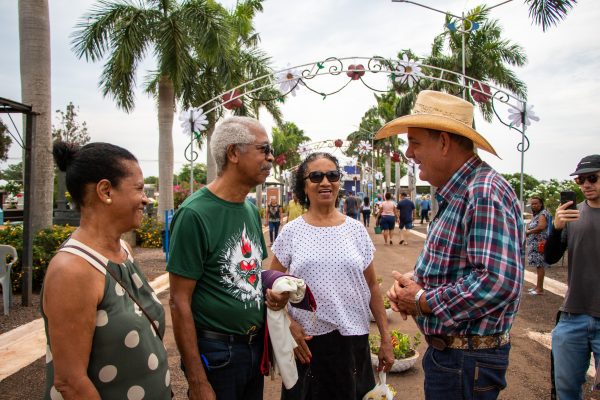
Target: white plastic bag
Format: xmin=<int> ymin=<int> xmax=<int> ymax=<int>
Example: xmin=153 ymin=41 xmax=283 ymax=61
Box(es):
xmin=362 ymin=371 xmax=394 ymax=400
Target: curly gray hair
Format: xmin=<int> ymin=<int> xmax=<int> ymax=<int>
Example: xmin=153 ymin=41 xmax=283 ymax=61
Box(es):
xmin=211 ymin=116 xmax=264 ymax=175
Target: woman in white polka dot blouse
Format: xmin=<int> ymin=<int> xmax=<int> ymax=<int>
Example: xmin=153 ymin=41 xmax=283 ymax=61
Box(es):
xmin=42 ymin=142 xmax=171 ymax=400
xmin=271 ymin=152 xmax=394 ymax=400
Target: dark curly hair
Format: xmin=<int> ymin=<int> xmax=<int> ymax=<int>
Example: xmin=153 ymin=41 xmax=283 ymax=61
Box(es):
xmin=293 ymin=152 xmax=341 ymax=209
xmin=53 ymin=141 xmax=138 ymax=210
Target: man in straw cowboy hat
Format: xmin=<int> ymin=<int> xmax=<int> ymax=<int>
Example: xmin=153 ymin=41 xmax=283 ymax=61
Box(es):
xmin=384 ymin=90 xmax=524 ymax=400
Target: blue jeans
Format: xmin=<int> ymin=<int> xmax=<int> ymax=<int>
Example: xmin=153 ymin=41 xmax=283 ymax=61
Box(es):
xmin=552 ymin=313 xmax=600 ymax=400
xmin=269 ymin=221 xmax=280 ymax=244
xmin=187 ymin=336 xmax=264 ymax=400
xmin=423 ymin=343 xmax=510 ymax=400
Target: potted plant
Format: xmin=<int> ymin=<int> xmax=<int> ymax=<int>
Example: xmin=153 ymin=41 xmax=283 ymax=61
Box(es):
xmin=369 ymin=296 xmax=393 ymax=322
xmin=369 ymin=330 xmax=421 ymax=372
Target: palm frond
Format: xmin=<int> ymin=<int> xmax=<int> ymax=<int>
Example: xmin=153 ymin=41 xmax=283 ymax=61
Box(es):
xmin=524 ymin=0 xmax=577 ymax=31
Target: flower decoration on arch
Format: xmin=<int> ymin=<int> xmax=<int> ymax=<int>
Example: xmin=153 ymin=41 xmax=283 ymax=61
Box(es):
xmin=222 ymin=89 xmax=243 ymax=110
xmin=471 ymin=82 xmax=492 ymax=103
xmin=375 ymin=171 xmax=384 ymax=181
xmin=297 ymin=144 xmax=310 ymax=157
xmin=392 ymin=54 xmax=422 ymax=88
xmin=179 ymin=107 xmax=208 ymax=136
xmin=346 ymin=64 xmax=366 ymax=81
xmin=275 ymin=154 xmax=287 ymax=166
xmin=507 ymin=103 xmax=540 ymax=129
xmin=276 ymin=67 xmax=302 ymax=97
xmin=334 ymin=139 xmax=344 ymax=148
xmin=357 ymin=140 xmax=373 ymax=156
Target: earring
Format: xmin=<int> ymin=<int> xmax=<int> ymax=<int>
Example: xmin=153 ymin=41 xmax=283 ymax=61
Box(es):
xmin=106 ymin=198 xmax=112 ymax=204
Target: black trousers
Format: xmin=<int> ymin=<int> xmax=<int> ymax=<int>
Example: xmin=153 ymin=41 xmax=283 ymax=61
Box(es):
xmin=281 ymin=330 xmax=375 ymax=400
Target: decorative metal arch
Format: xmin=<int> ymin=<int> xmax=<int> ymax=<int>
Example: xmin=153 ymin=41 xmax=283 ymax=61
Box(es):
xmin=180 ymin=55 xmax=539 ymax=201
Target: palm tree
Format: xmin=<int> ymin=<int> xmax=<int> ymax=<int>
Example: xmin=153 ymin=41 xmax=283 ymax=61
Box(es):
xmin=19 ymin=0 xmax=54 ymax=232
xmin=178 ymin=0 xmax=283 ymax=184
xmin=72 ymin=0 xmax=231 ymax=222
xmin=524 ymin=0 xmax=577 ymax=31
xmin=271 ymin=122 xmax=310 ymax=177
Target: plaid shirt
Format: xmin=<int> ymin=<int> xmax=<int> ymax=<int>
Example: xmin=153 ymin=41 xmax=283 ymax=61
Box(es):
xmin=415 ymin=155 xmax=524 ymax=336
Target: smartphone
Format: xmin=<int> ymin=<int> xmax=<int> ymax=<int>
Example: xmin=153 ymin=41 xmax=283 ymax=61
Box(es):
xmin=560 ymin=191 xmax=577 ymax=210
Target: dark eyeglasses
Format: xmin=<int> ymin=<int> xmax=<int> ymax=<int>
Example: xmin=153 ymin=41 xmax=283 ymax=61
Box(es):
xmin=574 ymin=174 xmax=599 ymax=185
xmin=304 ymin=170 xmax=341 ymax=183
xmin=240 ymin=143 xmax=273 ymax=157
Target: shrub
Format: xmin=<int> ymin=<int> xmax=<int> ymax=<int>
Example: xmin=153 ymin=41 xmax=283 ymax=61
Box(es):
xmin=135 ymin=216 xmax=163 ymax=248
xmin=0 ymin=223 xmax=76 ymax=292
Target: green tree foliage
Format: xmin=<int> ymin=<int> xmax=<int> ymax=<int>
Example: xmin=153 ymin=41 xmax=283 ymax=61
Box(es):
xmin=177 ymin=163 xmax=207 ymax=185
xmin=52 ymin=102 xmax=90 ymax=145
xmin=144 ymin=176 xmax=159 ymax=185
xmin=501 ymin=172 xmax=541 ymax=199
xmin=0 ymin=162 xmax=23 ymax=181
xmin=524 ymin=0 xmax=577 ymax=31
xmin=424 ymin=6 xmax=528 ymax=121
xmin=0 ymin=120 xmax=12 ymax=161
xmin=271 ymin=122 xmax=311 ymax=176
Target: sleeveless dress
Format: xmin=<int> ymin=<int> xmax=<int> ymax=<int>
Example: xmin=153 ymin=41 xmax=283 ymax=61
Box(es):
xmin=42 ymin=238 xmax=171 ymax=400
xmin=526 ymin=210 xmax=551 ymax=267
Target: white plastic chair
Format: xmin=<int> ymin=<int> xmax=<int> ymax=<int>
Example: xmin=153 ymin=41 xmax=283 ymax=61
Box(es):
xmin=0 ymin=245 xmax=18 ymax=315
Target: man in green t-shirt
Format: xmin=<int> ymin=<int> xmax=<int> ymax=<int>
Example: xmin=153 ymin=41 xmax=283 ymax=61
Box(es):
xmin=168 ymin=116 xmax=288 ymax=400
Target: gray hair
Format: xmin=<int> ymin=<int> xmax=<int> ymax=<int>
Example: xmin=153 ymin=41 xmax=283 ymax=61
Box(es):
xmin=211 ymin=116 xmax=263 ymax=175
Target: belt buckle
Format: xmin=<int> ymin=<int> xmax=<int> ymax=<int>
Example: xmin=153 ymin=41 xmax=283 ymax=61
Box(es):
xmin=429 ymin=336 xmax=447 ymax=351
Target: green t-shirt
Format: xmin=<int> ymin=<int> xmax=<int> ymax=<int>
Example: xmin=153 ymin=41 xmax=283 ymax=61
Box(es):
xmin=167 ymin=187 xmax=267 ymax=335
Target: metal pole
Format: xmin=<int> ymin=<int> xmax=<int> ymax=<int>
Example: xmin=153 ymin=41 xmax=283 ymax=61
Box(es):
xmin=22 ymin=113 xmax=36 ymax=306
xmin=462 ymin=12 xmax=467 ymax=99
xmin=519 ymin=103 xmax=527 ymax=207
xmin=190 ymin=129 xmax=194 ymax=194
xmin=371 ymin=134 xmax=375 ymax=201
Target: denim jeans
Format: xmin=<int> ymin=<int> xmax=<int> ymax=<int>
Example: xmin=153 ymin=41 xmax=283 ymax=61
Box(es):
xmin=552 ymin=313 xmax=600 ymax=400
xmin=185 ymin=336 xmax=264 ymax=400
xmin=422 ymin=343 xmax=510 ymax=400
xmin=269 ymin=221 xmax=280 ymax=244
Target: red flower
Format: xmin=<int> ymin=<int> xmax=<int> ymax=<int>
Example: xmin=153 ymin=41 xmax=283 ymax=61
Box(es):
xmin=471 ymin=82 xmax=491 ymax=103
xmin=391 ymin=152 xmax=401 ymax=163
xmin=346 ymin=64 xmax=366 ymax=81
xmin=275 ymin=154 xmax=286 ymax=166
xmin=334 ymin=139 xmax=344 ymax=148
xmin=222 ymin=89 xmax=243 ymax=110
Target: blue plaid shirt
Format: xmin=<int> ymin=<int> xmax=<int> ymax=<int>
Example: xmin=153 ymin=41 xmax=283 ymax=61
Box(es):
xmin=415 ymin=155 xmax=524 ymax=336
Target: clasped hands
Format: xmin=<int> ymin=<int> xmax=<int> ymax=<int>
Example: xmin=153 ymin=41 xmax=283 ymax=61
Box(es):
xmin=386 ymin=271 xmax=425 ymax=320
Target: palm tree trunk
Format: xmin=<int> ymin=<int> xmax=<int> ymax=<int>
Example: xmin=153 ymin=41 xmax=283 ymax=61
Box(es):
xmin=157 ymin=76 xmax=174 ymax=223
xmin=394 ymin=161 xmax=401 ymax=199
xmin=19 ymin=0 xmax=53 ymax=232
xmin=384 ymin=144 xmax=391 ymax=197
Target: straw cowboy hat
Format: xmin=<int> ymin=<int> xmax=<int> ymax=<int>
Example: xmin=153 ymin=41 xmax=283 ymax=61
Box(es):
xmin=375 ymin=90 xmax=498 ymax=156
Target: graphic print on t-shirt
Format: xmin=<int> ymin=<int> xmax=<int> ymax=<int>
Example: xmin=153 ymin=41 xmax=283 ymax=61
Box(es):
xmin=219 ymin=224 xmax=263 ymax=309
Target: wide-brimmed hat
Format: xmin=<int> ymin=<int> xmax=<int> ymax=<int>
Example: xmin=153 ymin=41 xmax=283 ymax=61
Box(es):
xmin=570 ymin=154 xmax=600 ymax=176
xmin=374 ymin=90 xmax=498 ymax=156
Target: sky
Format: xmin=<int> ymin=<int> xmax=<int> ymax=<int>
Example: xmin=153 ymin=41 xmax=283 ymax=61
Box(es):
xmin=0 ymin=0 xmax=598 ymax=183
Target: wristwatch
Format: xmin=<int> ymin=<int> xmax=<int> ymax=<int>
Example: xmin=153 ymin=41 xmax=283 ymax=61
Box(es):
xmin=415 ymin=289 xmax=426 ymax=317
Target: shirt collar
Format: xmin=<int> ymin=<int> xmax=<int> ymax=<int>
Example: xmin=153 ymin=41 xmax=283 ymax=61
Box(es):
xmin=436 ymin=155 xmax=482 ymax=203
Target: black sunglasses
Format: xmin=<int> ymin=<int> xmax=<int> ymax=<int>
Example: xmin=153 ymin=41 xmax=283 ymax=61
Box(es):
xmin=254 ymin=143 xmax=273 ymax=156
xmin=574 ymin=174 xmax=599 ymax=185
xmin=304 ymin=170 xmax=341 ymax=183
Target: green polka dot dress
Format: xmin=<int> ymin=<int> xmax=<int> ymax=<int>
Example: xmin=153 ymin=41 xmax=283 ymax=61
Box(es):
xmin=42 ymin=238 xmax=171 ymax=399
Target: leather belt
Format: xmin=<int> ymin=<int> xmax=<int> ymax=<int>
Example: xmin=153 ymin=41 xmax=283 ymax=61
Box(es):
xmin=197 ymin=328 xmax=261 ymax=345
xmin=425 ymin=332 xmax=510 ymax=351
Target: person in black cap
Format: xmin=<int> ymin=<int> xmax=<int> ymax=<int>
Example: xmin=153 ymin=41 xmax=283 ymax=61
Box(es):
xmin=545 ymin=154 xmax=600 ymax=399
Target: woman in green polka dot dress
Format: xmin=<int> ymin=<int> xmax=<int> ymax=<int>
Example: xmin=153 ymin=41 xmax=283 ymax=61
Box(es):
xmin=42 ymin=142 xmax=171 ymax=399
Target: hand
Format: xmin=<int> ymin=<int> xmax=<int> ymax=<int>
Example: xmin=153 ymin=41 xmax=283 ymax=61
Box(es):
xmin=265 ymin=289 xmax=289 ymax=311
xmin=289 ymin=319 xmax=312 ymax=364
xmin=553 ymin=202 xmax=580 ymax=230
xmin=386 ymin=271 xmax=423 ymax=319
xmin=188 ymin=381 xmax=216 ymax=400
xmin=378 ymin=338 xmax=395 ymax=372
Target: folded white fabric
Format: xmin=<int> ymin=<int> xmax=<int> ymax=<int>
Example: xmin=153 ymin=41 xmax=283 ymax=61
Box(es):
xmin=268 ymin=276 xmax=307 ymax=389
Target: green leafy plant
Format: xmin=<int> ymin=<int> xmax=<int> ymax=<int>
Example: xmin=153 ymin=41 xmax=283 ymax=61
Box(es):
xmin=135 ymin=216 xmax=163 ymax=248
xmin=369 ymin=329 xmax=421 ymax=359
xmin=0 ymin=224 xmax=76 ymax=292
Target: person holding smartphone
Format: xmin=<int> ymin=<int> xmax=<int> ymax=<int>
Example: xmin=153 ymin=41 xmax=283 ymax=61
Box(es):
xmin=545 ymin=154 xmax=600 ymax=399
